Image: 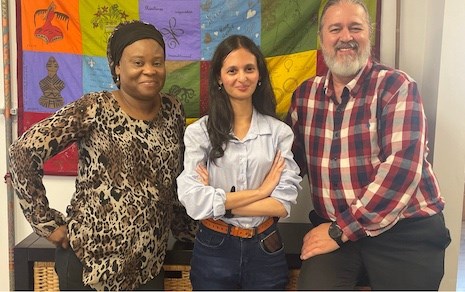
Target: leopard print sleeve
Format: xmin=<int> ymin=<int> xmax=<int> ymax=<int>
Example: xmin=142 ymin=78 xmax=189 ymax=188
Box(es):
xmin=8 ymin=92 xmax=101 ymax=238
xmin=171 ymin=199 xmax=198 ymax=242
xmin=165 ymin=94 xmax=198 ymax=242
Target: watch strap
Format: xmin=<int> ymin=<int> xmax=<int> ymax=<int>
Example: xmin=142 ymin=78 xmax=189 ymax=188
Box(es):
xmin=329 ymin=221 xmax=344 ymax=246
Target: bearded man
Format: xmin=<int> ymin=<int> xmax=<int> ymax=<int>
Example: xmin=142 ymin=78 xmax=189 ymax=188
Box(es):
xmin=286 ymin=0 xmax=450 ymax=290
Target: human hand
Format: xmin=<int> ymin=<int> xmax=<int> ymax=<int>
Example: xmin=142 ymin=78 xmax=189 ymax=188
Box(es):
xmin=257 ymin=150 xmax=285 ymax=197
xmin=47 ymin=225 xmax=70 ymax=249
xmin=300 ymin=223 xmax=339 ymax=260
xmin=196 ymin=164 xmax=209 ymax=186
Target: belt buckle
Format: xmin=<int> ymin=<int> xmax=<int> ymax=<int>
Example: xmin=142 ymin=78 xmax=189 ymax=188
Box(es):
xmin=242 ymin=228 xmax=255 ymax=238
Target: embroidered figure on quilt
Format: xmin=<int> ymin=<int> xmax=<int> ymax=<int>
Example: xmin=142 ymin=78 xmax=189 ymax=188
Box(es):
xmin=39 ymin=56 xmax=65 ymax=108
xmin=34 ymin=2 xmax=69 ymax=44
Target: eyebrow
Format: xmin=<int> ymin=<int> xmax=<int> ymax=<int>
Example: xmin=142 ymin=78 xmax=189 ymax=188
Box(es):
xmin=224 ymin=63 xmax=257 ymax=69
xmin=327 ymin=20 xmax=364 ymax=27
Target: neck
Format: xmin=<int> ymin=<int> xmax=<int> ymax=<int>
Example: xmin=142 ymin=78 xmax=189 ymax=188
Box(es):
xmin=231 ymin=100 xmax=253 ymax=140
xmin=115 ymin=90 xmax=161 ymax=121
xmin=231 ymin=99 xmax=253 ymax=120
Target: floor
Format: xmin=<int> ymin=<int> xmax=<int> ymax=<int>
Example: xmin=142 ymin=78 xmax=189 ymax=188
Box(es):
xmin=457 ymin=221 xmax=465 ymax=291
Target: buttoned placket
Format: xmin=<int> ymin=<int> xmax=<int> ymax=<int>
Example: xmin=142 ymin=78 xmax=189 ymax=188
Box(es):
xmin=329 ymin=88 xmax=350 ymax=189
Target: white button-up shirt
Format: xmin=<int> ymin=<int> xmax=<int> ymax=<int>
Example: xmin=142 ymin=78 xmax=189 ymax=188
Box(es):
xmin=177 ymin=108 xmax=302 ymax=228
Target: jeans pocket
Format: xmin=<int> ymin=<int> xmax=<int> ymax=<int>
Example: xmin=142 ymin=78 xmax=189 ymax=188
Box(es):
xmin=195 ymin=226 xmax=226 ymax=248
xmin=259 ymin=230 xmax=284 ymax=255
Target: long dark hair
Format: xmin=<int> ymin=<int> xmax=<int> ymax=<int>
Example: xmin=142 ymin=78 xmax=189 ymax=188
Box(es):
xmin=207 ymin=35 xmax=277 ymax=163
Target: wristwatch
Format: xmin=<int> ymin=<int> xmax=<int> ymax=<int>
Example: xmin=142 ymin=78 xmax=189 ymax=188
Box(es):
xmin=224 ymin=209 xmax=234 ymax=218
xmin=328 ymin=221 xmax=344 ymax=246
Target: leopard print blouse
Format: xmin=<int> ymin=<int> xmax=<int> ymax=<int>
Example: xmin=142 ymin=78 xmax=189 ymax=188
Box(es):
xmin=9 ymin=91 xmax=197 ymax=290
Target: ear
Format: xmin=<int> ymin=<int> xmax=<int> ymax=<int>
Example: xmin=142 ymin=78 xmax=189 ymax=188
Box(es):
xmin=115 ymin=64 xmax=121 ymax=76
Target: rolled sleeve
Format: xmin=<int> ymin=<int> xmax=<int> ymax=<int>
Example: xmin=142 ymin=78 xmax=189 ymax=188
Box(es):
xmin=177 ymin=118 xmax=228 ymax=220
xmin=270 ymin=123 xmax=302 ymax=217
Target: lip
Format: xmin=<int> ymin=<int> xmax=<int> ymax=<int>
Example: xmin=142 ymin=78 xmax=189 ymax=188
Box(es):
xmin=337 ymin=47 xmax=356 ymax=52
xmin=140 ymin=80 xmax=157 ymax=85
xmin=336 ymin=48 xmax=357 ymax=56
xmin=236 ymin=85 xmax=250 ymax=91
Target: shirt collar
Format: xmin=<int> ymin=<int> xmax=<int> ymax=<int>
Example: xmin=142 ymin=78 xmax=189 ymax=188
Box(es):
xmin=232 ymin=107 xmax=272 ymax=142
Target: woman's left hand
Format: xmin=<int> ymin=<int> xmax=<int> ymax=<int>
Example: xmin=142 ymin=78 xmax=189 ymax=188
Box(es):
xmin=47 ymin=225 xmax=70 ymax=249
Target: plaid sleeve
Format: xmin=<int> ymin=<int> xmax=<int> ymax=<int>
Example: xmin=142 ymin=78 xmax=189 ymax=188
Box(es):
xmin=340 ymin=73 xmax=430 ymax=240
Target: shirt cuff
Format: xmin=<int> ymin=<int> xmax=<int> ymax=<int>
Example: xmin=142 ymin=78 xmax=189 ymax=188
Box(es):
xmin=212 ymin=188 xmax=227 ymax=218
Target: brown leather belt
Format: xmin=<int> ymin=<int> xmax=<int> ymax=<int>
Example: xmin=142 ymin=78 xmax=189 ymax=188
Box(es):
xmin=201 ymin=217 xmax=275 ymax=239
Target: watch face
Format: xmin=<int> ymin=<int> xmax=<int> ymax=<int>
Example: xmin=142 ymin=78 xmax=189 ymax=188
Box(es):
xmin=329 ymin=222 xmax=342 ymax=238
xmin=329 ymin=222 xmax=344 ymax=246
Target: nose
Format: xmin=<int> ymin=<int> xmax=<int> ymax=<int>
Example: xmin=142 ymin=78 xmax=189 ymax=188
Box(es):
xmin=143 ymin=64 xmax=157 ymax=75
xmin=340 ymin=27 xmax=353 ymax=42
xmin=238 ymin=70 xmax=248 ymax=82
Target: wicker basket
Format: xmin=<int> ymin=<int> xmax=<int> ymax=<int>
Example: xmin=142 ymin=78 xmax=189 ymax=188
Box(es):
xmin=33 ymin=262 xmax=59 ymax=292
xmin=32 ymin=262 xmax=193 ymax=291
xmin=164 ymin=264 xmax=192 ymax=290
xmin=33 ymin=262 xmax=300 ymax=291
xmin=286 ymin=269 xmax=300 ymax=290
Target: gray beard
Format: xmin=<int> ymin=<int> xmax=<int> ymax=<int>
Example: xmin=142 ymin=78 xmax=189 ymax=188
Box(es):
xmin=323 ymin=46 xmax=371 ymax=78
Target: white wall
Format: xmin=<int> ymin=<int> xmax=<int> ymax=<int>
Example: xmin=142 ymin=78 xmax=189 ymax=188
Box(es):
xmin=385 ymin=1 xmax=465 ymax=290
xmin=431 ymin=0 xmax=465 ymax=290
xmin=1 ymin=0 xmax=464 ymax=290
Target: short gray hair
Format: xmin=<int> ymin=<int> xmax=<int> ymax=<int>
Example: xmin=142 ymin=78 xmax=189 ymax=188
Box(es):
xmin=319 ymin=0 xmax=372 ymax=33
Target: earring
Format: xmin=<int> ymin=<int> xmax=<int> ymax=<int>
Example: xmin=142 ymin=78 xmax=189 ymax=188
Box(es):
xmin=218 ymin=83 xmax=222 ymax=90
xmin=116 ymin=75 xmax=120 ymax=84
xmin=258 ymin=81 xmax=262 ymax=86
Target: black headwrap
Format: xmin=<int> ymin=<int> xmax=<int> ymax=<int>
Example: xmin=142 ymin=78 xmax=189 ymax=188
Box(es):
xmin=107 ymin=20 xmax=166 ymax=85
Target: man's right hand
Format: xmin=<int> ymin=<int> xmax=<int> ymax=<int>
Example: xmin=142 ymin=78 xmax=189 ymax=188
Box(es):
xmin=47 ymin=225 xmax=69 ymax=249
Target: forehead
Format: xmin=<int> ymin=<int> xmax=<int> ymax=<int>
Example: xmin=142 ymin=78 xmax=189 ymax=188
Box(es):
xmin=321 ymin=2 xmax=368 ymax=27
xmin=222 ymin=48 xmax=257 ymax=67
xmin=122 ymin=39 xmax=164 ymax=56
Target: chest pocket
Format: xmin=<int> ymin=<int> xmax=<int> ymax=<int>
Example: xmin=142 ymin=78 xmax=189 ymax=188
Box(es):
xmin=349 ymin=92 xmax=383 ymax=165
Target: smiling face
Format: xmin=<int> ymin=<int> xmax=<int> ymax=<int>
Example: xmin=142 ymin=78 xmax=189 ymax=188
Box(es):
xmin=218 ymin=47 xmax=260 ymax=102
xmin=115 ymin=38 xmax=166 ymax=101
xmin=319 ymin=1 xmax=371 ymax=79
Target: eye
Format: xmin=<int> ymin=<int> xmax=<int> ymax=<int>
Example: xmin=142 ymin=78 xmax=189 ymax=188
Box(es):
xmin=133 ymin=60 xmax=143 ymax=66
xmin=153 ymin=59 xmax=164 ymax=67
xmin=350 ymin=26 xmax=363 ymax=32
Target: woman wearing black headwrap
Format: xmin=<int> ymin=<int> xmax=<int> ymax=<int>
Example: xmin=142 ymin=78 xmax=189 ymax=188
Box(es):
xmin=9 ymin=20 xmax=197 ymax=290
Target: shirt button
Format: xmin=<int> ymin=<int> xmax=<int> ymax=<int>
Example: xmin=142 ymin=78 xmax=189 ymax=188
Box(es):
xmin=334 ymin=131 xmax=340 ymax=138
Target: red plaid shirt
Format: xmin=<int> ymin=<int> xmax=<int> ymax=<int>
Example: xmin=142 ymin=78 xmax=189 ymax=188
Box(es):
xmin=286 ymin=58 xmax=445 ymax=241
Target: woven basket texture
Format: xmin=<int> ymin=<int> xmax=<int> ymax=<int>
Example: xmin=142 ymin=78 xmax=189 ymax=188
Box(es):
xmin=33 ymin=262 xmax=300 ymax=291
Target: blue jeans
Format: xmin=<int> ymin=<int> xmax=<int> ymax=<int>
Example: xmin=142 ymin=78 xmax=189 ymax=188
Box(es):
xmin=190 ymin=223 xmax=289 ymax=290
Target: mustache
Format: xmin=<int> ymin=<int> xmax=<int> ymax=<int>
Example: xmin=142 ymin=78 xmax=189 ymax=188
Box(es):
xmin=335 ymin=41 xmax=358 ymax=50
